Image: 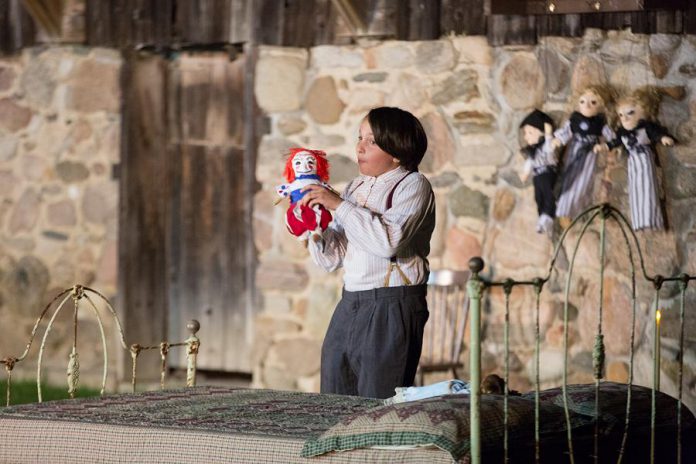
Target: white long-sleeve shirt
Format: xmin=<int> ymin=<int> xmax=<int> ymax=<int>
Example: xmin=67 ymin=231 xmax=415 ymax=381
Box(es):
xmin=308 ymin=166 xmax=436 ymax=291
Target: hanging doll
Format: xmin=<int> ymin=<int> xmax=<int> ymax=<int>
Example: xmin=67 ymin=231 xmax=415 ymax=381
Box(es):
xmin=276 ymin=148 xmax=333 ymax=241
xmin=552 ymin=85 xmax=616 ymax=223
xmin=603 ymin=87 xmax=675 ymax=231
xmin=519 ymin=109 xmax=558 ymax=235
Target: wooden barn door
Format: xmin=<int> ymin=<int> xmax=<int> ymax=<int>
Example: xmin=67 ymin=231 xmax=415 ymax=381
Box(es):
xmin=120 ymin=51 xmax=255 ymax=377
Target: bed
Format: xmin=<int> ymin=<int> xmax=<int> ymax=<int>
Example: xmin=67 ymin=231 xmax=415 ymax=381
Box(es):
xmin=1 ymin=204 xmax=695 ymax=463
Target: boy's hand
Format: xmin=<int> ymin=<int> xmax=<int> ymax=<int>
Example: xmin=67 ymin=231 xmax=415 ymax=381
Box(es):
xmin=299 ymin=184 xmax=343 ymax=211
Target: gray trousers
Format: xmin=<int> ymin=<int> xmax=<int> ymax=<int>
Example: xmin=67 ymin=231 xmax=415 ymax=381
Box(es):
xmin=320 ymin=284 xmax=429 ymax=399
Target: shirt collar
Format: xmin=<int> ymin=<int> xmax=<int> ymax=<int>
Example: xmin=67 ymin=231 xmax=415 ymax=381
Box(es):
xmin=359 ymin=165 xmax=409 ymax=184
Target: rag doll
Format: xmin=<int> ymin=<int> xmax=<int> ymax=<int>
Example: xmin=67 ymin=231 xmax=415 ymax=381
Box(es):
xmin=552 ymin=85 xmax=616 ymax=223
xmin=519 ymin=109 xmax=558 ymax=235
xmin=276 ymin=148 xmax=333 ymax=240
xmin=604 ymin=87 xmax=675 ymax=231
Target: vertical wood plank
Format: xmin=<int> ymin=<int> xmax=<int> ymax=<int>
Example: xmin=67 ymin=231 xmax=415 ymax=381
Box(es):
xmin=119 ymin=52 xmax=170 ymax=379
xmin=0 ymin=0 xmax=36 ymax=54
xmin=686 ymin=0 xmax=696 ymax=34
xmin=312 ymin=0 xmax=335 ymax=44
xmin=407 ymin=0 xmax=441 ymax=40
xmin=441 ymin=0 xmax=486 ymax=36
xmin=256 ymin=0 xmax=284 ymax=45
xmin=487 ymin=14 xmax=537 ymax=46
xmin=281 ymin=0 xmax=316 ymax=47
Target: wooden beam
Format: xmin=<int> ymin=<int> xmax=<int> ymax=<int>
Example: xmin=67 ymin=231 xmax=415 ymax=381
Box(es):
xmin=492 ymin=0 xmax=688 ymax=15
xmin=20 ymin=0 xmax=62 ymax=37
xmin=330 ymin=0 xmax=366 ymax=34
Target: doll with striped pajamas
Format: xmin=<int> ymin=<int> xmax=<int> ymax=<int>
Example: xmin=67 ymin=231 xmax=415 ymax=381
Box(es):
xmin=602 ymin=88 xmax=674 ymax=231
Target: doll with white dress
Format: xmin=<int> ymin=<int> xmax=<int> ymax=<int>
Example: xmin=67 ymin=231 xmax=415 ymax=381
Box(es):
xmin=603 ymin=87 xmax=674 ymax=231
xmin=552 ymin=85 xmax=616 ymax=222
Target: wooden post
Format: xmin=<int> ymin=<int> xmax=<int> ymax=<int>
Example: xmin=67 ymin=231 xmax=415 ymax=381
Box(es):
xmin=467 ymin=257 xmax=485 ymax=464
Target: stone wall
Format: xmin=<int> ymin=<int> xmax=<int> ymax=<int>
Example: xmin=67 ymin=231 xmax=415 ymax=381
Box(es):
xmin=251 ymin=30 xmax=696 ymax=411
xmin=0 ymin=46 xmax=121 ymax=386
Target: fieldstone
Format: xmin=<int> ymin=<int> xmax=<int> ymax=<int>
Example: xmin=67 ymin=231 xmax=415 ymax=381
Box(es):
xmin=278 ymin=225 xmax=310 ymax=260
xmin=21 ymin=57 xmax=57 ymax=107
xmin=489 ymin=199 xmax=554 ymax=272
xmin=606 ymin=361 xmax=629 ymax=383
xmin=65 ymin=59 xmax=121 ymax=113
xmin=261 ymin=363 xmax=297 ymax=390
xmin=649 ymin=34 xmax=681 ymax=79
xmin=0 ymin=171 xmax=17 ymax=198
xmin=430 ymin=171 xmax=460 ymax=189
xmin=347 ymin=88 xmax=385 ymax=114
xmin=300 ymin=133 xmax=345 ymax=148
xmin=42 ymin=230 xmax=68 ymax=241
xmin=257 ymin=136 xmax=296 ymax=170
xmin=70 ymin=119 xmax=93 ymax=143
xmin=353 ymin=72 xmax=387 ymax=83
xmin=577 ymin=277 xmax=635 ymax=356
xmin=260 ymin=293 xmax=292 ymax=314
xmin=304 ymin=282 xmax=340 ymax=340
xmin=276 ymin=114 xmax=306 ymax=136
xmin=429 ymin=193 xmax=448 ymax=258
xmin=571 ymin=351 xmax=595 ymax=374
xmin=448 ymin=185 xmax=489 ymax=220
xmin=21 ymin=155 xmax=48 ymax=181
xmin=660 ymin=291 xmax=696 ymax=342
xmin=444 ymin=227 xmax=482 ymax=270
xmin=310 ymin=46 xmax=363 ymax=68
xmin=498 ymin=166 xmax=525 ymax=189
xmin=415 ymin=40 xmax=456 ymax=74
xmin=256 ymin=259 xmax=309 ymax=291
xmin=678 ymin=64 xmax=696 ymax=77
xmin=659 ymin=85 xmax=686 ymax=101
xmin=528 ymin=349 xmax=564 ymax=384
xmin=453 ymin=111 xmax=495 ymax=135
xmin=500 ymin=54 xmax=544 ymax=110
xmin=297 ymin=374 xmax=320 ymax=393
xmin=556 ymin=302 xmax=579 ymax=322
xmin=664 ymin=154 xmax=696 ymax=200
xmin=305 ymin=76 xmax=345 ymax=124
xmin=252 ymin=313 xmax=302 ymax=365
xmin=47 ymin=200 xmax=77 ymax=227
xmin=0 ymin=66 xmax=16 ymax=92
xmin=267 ymin=336 xmax=321 ymax=377
xmin=545 ymin=321 xmax=579 ymax=349
xmin=600 ymin=33 xmax=648 ymax=66
xmin=420 ymin=111 xmax=455 ymax=174
xmin=385 ymin=73 xmax=427 ymax=112
xmin=492 ymin=188 xmax=516 ymax=221
xmin=95 ymin=240 xmax=118 ymax=289
xmin=371 ymin=42 xmax=414 ymax=69
xmin=452 ymin=36 xmax=492 ymax=66
xmin=327 ymin=154 xmax=358 ymax=185
xmin=454 ymin=135 xmax=511 ymax=166
xmin=255 ymin=50 xmax=307 ymax=113
xmin=431 ymin=69 xmax=479 ymax=105
xmin=0 ymin=98 xmax=33 ymax=132
xmin=0 ymin=136 xmax=18 ymax=162
xmin=253 ymin=216 xmax=273 ymax=252
xmin=570 ymin=55 xmax=607 ymax=96
xmin=82 ymin=184 xmax=116 ymax=224
xmin=609 ymin=63 xmax=652 ymax=90
xmin=537 ymin=48 xmax=569 ymax=95
xmin=9 ymin=189 xmax=40 ymax=234
xmin=1 ymin=255 xmax=50 ymax=315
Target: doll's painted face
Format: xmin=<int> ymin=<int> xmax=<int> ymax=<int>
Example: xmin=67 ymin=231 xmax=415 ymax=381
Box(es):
xmin=522 ymin=125 xmax=544 ymax=146
xmin=577 ymin=90 xmax=604 ymax=118
xmin=291 ymin=152 xmax=317 ymax=176
xmin=617 ymin=101 xmax=644 ymax=131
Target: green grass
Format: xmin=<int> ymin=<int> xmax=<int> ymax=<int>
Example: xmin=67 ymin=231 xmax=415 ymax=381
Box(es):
xmin=2 ymin=379 xmax=102 ymax=406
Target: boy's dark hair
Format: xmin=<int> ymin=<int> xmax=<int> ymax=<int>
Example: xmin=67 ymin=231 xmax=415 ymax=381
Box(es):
xmin=367 ymin=107 xmax=428 ymax=172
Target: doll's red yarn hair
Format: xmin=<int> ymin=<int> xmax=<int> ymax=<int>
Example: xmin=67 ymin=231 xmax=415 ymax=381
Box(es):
xmin=283 ymin=148 xmax=330 ymax=183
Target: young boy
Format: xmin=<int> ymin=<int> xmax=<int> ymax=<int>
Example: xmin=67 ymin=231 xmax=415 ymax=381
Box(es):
xmin=299 ymin=106 xmax=435 ymax=399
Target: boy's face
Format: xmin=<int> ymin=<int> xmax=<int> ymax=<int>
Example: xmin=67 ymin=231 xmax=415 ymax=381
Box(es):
xmin=356 ymin=119 xmax=400 ymax=177
xmin=292 ymin=152 xmax=317 ymax=176
xmin=578 ymin=90 xmax=603 ymax=117
xmin=522 ymin=125 xmax=544 ymax=146
xmin=617 ymin=102 xmax=643 ymax=131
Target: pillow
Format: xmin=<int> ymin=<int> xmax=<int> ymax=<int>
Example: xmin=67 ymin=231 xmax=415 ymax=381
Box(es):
xmin=524 ymin=382 xmax=696 ymax=433
xmin=301 ymin=393 xmax=593 ymax=461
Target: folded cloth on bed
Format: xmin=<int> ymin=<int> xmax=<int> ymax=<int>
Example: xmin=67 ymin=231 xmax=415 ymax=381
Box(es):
xmin=383 ymin=379 xmax=470 ymax=405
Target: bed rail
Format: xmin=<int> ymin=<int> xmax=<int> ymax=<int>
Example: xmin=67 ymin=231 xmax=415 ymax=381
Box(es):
xmin=1 ymin=285 xmax=201 ymax=406
xmin=467 ymin=203 xmax=694 ymax=464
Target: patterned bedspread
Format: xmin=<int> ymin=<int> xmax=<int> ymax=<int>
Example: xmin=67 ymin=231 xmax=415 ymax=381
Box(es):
xmin=0 ymin=386 xmax=380 ymax=439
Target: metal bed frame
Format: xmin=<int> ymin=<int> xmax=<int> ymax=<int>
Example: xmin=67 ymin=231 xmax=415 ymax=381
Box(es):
xmin=466 ymin=203 xmax=694 ymax=464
